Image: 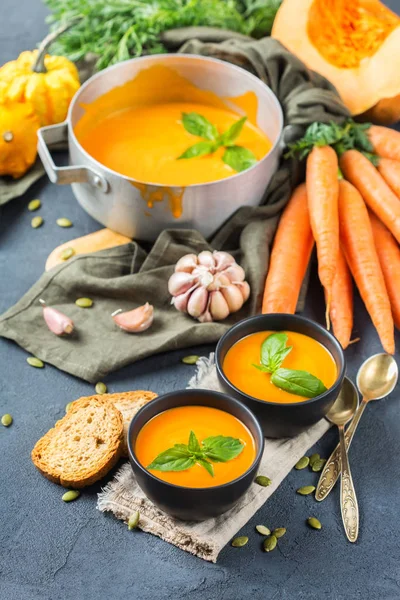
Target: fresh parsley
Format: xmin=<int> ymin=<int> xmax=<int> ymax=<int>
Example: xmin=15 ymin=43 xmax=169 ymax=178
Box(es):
xmin=178 ymin=112 xmax=258 ymax=173
xmin=252 ymin=332 xmax=327 ymax=398
xmin=147 ymin=430 xmax=244 ymax=477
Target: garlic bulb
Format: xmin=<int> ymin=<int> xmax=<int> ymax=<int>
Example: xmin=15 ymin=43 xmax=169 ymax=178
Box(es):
xmin=112 ymin=303 xmax=154 ymax=333
xmin=169 ymin=251 xmax=250 ymax=322
xmin=39 ymin=299 xmax=74 ymax=336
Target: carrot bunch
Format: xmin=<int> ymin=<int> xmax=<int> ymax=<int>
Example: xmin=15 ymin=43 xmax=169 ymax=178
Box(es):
xmin=262 ymin=121 xmax=400 ymax=354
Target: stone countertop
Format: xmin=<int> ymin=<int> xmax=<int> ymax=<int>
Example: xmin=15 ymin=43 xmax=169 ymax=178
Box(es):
xmin=1 ymin=2 xmax=400 ymax=598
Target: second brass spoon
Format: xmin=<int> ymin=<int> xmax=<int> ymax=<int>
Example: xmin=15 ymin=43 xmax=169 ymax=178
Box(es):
xmin=325 ymin=377 xmax=359 ymax=542
xmin=316 ymin=354 xmax=398 ymax=502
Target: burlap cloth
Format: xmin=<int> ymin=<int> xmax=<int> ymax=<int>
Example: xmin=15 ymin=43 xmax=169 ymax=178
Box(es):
xmin=0 ymin=36 xmax=349 ymax=381
xmin=97 ymin=354 xmax=330 ymax=562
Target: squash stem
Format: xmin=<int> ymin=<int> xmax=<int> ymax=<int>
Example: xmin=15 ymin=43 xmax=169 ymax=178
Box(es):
xmin=32 ymin=19 xmax=81 ymax=74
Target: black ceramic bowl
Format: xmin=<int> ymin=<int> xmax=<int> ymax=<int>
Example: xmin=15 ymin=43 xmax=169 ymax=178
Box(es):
xmin=127 ymin=389 xmax=264 ymax=521
xmin=216 ymin=314 xmax=345 ymax=438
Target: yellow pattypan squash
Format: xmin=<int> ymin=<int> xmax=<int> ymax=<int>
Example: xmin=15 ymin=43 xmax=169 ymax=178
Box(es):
xmin=0 ymin=102 xmax=40 ymax=178
xmin=0 ymin=49 xmax=80 ymax=127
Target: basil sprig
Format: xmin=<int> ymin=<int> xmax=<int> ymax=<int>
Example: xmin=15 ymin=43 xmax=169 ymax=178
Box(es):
xmin=147 ymin=430 xmax=244 ymax=477
xmin=178 ymin=112 xmax=257 ymax=173
xmin=253 ymin=332 xmax=327 ymax=398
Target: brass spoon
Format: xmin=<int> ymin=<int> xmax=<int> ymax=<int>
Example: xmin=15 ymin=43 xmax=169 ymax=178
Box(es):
xmin=325 ymin=377 xmax=359 ymax=542
xmin=316 ymin=354 xmax=398 ymax=502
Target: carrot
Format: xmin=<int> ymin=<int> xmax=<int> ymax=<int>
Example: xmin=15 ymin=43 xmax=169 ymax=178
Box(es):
xmin=329 ymin=246 xmax=353 ymax=350
xmin=262 ymin=183 xmax=314 ymax=314
xmin=377 ymin=157 xmax=400 ymax=198
xmin=340 ymin=150 xmax=400 ymax=243
xmin=306 ymin=145 xmax=339 ymax=327
xmin=338 ymin=179 xmax=394 ymax=354
xmin=369 ymin=211 xmax=400 ymax=330
xmin=368 ymin=125 xmax=400 ymax=162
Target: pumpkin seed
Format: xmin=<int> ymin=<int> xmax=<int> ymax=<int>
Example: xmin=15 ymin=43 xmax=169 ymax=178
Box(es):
xmin=65 ymin=402 xmax=74 ymax=413
xmin=255 ymin=475 xmax=271 ymax=487
xmin=31 ymin=216 xmax=43 ymax=229
xmin=95 ymin=382 xmax=107 ymax=395
xmin=56 ymin=217 xmax=73 ymax=228
xmin=128 ymin=511 xmax=140 ymax=530
xmin=255 ymin=525 xmax=271 ymax=536
xmin=60 ymin=247 xmax=75 ymax=261
xmin=309 ymin=453 xmax=320 ymax=467
xmin=62 ymin=490 xmax=80 ymax=502
xmin=272 ymin=527 xmax=286 ymax=539
xmin=231 ymin=536 xmax=248 ymax=548
xmin=311 ymin=458 xmax=326 ymax=472
xmin=263 ymin=535 xmax=277 ymax=552
xmin=181 ymin=355 xmax=199 ymax=365
xmin=296 ymin=485 xmax=316 ymax=496
xmin=1 ymin=414 xmax=13 ymax=427
xmin=295 ymin=456 xmax=310 ymax=470
xmin=27 ymin=356 xmax=44 ymax=368
xmin=75 ymin=297 xmax=93 ymax=308
xmin=307 ymin=517 xmax=322 ymax=530
xmin=28 ymin=199 xmax=41 ymax=211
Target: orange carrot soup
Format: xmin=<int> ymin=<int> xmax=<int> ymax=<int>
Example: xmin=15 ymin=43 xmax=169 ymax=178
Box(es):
xmin=223 ymin=331 xmax=337 ymax=404
xmin=135 ymin=405 xmax=256 ymax=488
xmin=76 ymin=102 xmax=271 ymax=186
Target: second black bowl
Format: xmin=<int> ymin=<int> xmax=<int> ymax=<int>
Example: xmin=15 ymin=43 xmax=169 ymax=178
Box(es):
xmin=216 ymin=313 xmax=345 ymax=438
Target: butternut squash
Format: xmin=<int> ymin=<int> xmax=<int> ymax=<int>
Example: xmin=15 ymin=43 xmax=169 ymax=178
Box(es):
xmin=272 ymin=0 xmax=400 ymax=124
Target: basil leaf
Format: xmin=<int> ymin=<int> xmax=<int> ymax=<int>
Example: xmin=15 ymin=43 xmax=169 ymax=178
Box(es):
xmin=178 ymin=141 xmax=217 ymax=159
xmin=271 ymin=368 xmax=328 ymax=398
xmin=260 ymin=333 xmax=292 ymax=373
xmin=252 ymin=363 xmax=270 ymax=372
xmin=182 ymin=112 xmax=218 ymax=141
xmin=188 ymin=430 xmax=201 ymax=454
xmin=222 ymin=145 xmax=257 ymax=172
xmin=202 ymin=435 xmax=244 ymax=462
xmin=197 ymin=458 xmax=214 ymax=477
xmin=220 ymin=117 xmax=247 ymax=146
xmin=147 ymin=445 xmax=195 ymax=472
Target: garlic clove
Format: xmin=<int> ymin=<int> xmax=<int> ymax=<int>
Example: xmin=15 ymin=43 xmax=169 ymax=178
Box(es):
xmin=168 ymin=271 xmax=197 ymax=296
xmin=173 ymin=293 xmax=190 ymax=313
xmin=112 ymin=303 xmax=154 ymax=333
xmin=209 ymin=291 xmax=230 ymax=321
xmin=207 ymin=272 xmax=231 ymax=291
xmin=197 ymin=250 xmax=215 ymax=270
xmin=213 ymin=251 xmax=236 ymax=271
xmin=187 ymin=287 xmax=209 ymax=318
xmin=198 ymin=309 xmax=213 ymax=323
xmin=222 ymin=263 xmax=246 ymax=283
xmin=221 ymin=285 xmax=244 ymax=313
xmin=238 ymin=281 xmax=251 ymax=302
xmin=40 ymin=299 xmax=74 ymax=336
xmin=175 ymin=253 xmax=198 ymax=273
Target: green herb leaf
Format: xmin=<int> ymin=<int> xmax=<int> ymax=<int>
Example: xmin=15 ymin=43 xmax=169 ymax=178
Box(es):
xmin=197 ymin=458 xmax=214 ymax=477
xmin=182 ymin=112 xmax=218 ymax=140
xmin=259 ymin=332 xmax=292 ymax=373
xmin=188 ymin=430 xmax=201 ymax=454
xmin=220 ymin=117 xmax=247 ymax=146
xmin=271 ymin=368 xmax=327 ymax=398
xmin=222 ymin=145 xmax=257 ymax=172
xmin=252 ymin=363 xmax=270 ymax=372
xmin=147 ymin=446 xmax=195 ymax=472
xmin=202 ymin=435 xmax=244 ymax=462
xmin=178 ymin=141 xmax=217 ymax=159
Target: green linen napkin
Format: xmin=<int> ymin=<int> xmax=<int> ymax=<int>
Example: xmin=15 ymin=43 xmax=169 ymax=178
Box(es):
xmin=0 ymin=37 xmax=350 ymax=382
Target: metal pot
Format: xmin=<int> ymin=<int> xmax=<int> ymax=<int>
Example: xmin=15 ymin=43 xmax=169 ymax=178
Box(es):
xmin=38 ymin=54 xmax=283 ymax=241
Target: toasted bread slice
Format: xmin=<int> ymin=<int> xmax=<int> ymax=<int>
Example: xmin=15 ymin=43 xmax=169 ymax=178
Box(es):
xmin=104 ymin=390 xmax=158 ymax=456
xmin=31 ymin=396 xmax=123 ymax=488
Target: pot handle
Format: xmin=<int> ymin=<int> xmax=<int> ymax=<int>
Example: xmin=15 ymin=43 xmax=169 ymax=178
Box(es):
xmin=37 ymin=122 xmax=109 ymax=193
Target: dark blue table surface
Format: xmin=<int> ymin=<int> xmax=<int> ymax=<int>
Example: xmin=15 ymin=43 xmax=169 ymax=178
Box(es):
xmin=1 ymin=3 xmax=400 ymax=599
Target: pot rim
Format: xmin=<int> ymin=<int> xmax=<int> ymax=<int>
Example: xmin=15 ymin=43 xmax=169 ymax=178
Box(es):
xmin=215 ymin=313 xmax=346 ymax=409
xmin=127 ymin=388 xmax=265 ymax=492
xmin=67 ymin=53 xmax=284 ymax=189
